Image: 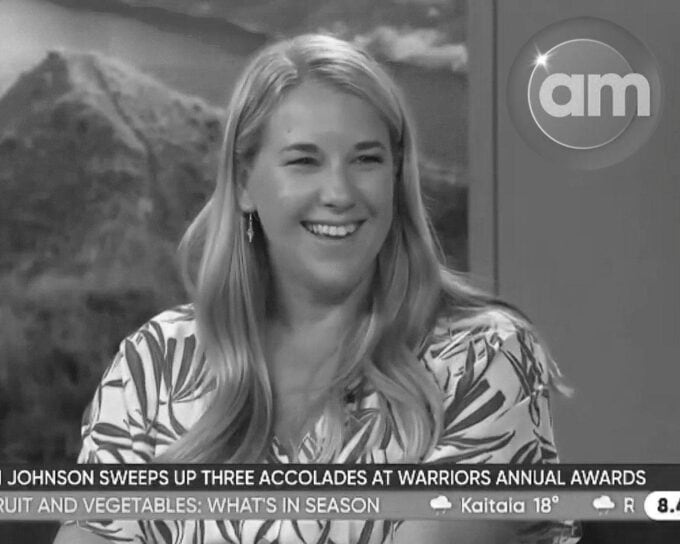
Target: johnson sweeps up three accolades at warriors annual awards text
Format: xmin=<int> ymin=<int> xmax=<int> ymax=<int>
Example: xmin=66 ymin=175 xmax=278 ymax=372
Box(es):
xmin=0 ymin=466 xmax=649 ymax=489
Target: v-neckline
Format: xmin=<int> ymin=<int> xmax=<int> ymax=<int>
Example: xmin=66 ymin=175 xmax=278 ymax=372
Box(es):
xmin=270 ymin=383 xmax=366 ymax=463
xmin=271 ymin=431 xmax=314 ymax=462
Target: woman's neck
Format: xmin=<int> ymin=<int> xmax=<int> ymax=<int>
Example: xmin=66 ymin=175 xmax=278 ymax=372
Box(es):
xmin=268 ymin=272 xmax=373 ymax=335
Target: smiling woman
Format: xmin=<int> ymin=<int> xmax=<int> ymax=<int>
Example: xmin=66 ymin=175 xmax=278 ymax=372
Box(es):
xmin=237 ymin=81 xmax=394 ymax=313
xmin=53 ymin=34 xmax=579 ymax=544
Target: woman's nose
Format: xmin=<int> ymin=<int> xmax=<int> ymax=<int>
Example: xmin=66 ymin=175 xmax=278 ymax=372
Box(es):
xmin=319 ymin=164 xmax=355 ymax=209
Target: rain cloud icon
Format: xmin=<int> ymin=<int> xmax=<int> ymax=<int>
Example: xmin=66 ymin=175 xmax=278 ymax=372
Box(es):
xmin=593 ymin=495 xmax=616 ymax=512
xmin=430 ymin=495 xmax=453 ymax=512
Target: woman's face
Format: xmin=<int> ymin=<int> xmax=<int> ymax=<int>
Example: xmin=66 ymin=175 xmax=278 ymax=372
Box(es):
xmin=239 ymin=80 xmax=395 ymax=299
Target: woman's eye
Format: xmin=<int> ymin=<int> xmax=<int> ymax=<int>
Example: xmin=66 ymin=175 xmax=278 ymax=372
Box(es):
xmin=355 ymin=154 xmax=383 ymax=165
xmin=286 ymin=157 xmax=317 ymax=166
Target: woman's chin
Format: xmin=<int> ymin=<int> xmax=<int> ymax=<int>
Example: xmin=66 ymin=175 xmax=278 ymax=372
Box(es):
xmin=304 ymin=267 xmax=375 ymax=303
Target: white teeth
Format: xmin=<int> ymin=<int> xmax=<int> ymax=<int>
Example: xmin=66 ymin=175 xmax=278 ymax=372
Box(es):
xmin=305 ymin=222 xmax=359 ymax=238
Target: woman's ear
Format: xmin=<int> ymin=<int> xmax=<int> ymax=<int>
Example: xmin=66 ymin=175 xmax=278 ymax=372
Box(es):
xmin=236 ymin=164 xmax=255 ymax=213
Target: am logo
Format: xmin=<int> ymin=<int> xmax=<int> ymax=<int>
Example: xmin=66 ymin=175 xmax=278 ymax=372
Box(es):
xmin=506 ymin=17 xmax=662 ymax=169
xmin=528 ymin=38 xmax=652 ymax=150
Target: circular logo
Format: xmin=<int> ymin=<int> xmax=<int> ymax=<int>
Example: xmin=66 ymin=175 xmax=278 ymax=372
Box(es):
xmin=507 ymin=18 xmax=662 ymax=169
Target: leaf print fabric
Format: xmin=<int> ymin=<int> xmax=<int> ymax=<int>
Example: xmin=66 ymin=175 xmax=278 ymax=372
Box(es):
xmin=65 ymin=305 xmax=580 ymax=543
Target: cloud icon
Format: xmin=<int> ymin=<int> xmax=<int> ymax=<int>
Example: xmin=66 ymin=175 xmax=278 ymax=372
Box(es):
xmin=430 ymin=495 xmax=452 ymax=512
xmin=593 ymin=495 xmax=616 ymax=511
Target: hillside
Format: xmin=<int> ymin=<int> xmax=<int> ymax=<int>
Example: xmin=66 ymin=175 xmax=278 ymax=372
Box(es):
xmin=0 ymin=50 xmax=222 ymax=278
xmin=0 ymin=50 xmax=224 ymax=465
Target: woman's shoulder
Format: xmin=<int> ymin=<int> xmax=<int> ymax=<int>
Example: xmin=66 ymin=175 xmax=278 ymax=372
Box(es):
xmin=137 ymin=303 xmax=198 ymax=342
xmin=419 ymin=307 xmax=552 ymax=395
xmin=120 ymin=303 xmax=207 ymax=396
xmin=115 ymin=303 xmax=201 ymax=379
xmin=420 ymin=306 xmax=566 ymax=467
xmin=78 ymin=304 xmax=208 ymax=462
xmin=119 ymin=303 xmax=200 ymax=365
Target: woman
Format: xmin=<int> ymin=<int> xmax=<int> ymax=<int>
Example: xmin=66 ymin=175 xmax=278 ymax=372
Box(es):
xmin=55 ymin=34 xmax=579 ymax=543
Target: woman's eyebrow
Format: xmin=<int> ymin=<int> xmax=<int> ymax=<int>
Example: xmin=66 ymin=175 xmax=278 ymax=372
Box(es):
xmin=280 ymin=143 xmax=319 ymax=153
xmin=355 ymin=140 xmax=387 ymax=151
xmin=279 ymin=141 xmax=387 ymax=153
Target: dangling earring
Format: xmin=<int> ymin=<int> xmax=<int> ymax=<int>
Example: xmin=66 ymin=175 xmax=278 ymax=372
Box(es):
xmin=246 ymin=212 xmax=254 ymax=243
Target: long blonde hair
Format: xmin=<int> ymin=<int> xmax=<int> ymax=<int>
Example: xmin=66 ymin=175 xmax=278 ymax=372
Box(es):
xmin=156 ymin=34 xmax=565 ymax=463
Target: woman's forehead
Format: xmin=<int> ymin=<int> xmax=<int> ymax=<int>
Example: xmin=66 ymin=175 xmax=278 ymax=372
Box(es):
xmin=259 ymin=80 xmax=391 ymax=149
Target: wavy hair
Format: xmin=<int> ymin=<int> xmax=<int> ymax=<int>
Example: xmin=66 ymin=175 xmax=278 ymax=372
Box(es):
xmin=155 ymin=34 xmax=567 ymax=463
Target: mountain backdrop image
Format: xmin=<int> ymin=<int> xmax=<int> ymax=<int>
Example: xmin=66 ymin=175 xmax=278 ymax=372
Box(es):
xmin=0 ymin=2 xmax=467 ymax=541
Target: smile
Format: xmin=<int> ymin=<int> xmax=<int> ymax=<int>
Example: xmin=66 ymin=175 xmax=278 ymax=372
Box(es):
xmin=302 ymin=221 xmax=362 ymax=239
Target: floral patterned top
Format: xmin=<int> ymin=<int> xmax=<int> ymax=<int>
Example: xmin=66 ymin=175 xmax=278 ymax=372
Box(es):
xmin=68 ymin=305 xmax=580 ymax=543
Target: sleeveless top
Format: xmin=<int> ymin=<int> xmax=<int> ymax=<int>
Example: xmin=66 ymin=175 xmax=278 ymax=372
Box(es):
xmin=67 ymin=305 xmax=580 ymax=543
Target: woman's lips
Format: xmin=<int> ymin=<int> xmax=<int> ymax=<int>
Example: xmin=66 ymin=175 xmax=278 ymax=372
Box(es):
xmin=301 ymin=221 xmax=363 ymax=239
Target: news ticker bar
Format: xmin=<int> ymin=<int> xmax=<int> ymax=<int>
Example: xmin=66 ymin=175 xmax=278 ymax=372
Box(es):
xmin=0 ymin=464 xmax=677 ymax=491
xmin=0 ymin=491 xmax=675 ymax=521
